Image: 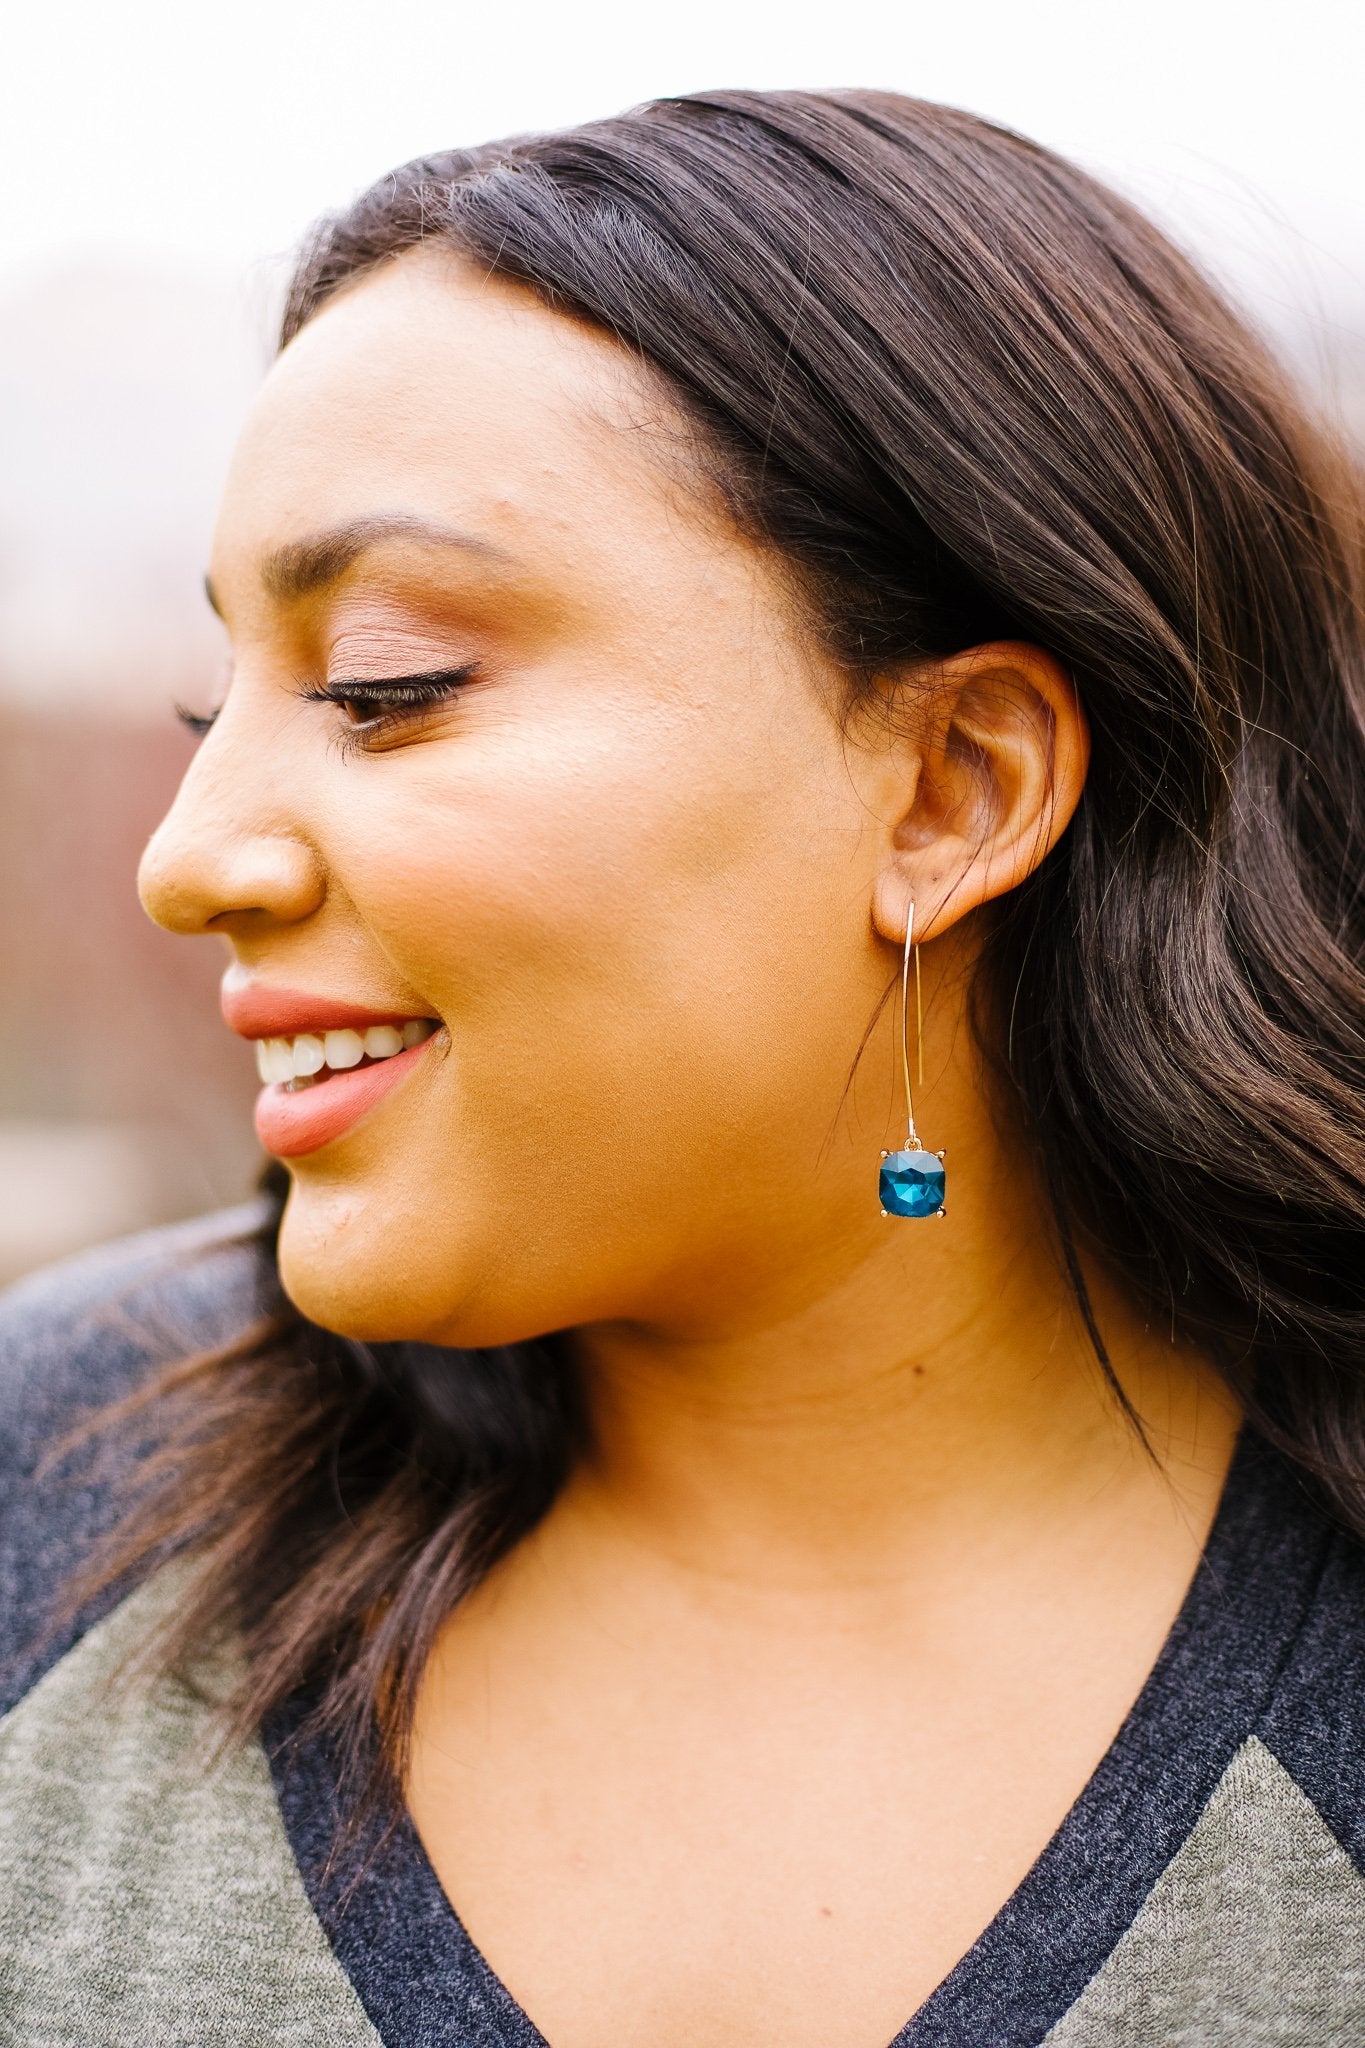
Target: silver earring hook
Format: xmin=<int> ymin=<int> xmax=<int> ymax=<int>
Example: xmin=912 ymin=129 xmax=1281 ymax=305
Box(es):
xmin=901 ymin=899 xmax=923 ymax=1149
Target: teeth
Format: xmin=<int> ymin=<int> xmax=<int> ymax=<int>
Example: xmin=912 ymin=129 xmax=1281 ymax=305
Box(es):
xmin=256 ymin=1038 xmax=295 ymax=1085
xmin=323 ymin=1028 xmax=365 ymax=1070
xmin=292 ymin=1034 xmax=326 ymax=1077
xmin=254 ymin=1019 xmax=436 ymax=1084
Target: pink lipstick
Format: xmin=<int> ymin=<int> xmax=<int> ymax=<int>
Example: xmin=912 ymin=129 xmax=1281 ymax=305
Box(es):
xmin=221 ymin=978 xmax=442 ymax=1160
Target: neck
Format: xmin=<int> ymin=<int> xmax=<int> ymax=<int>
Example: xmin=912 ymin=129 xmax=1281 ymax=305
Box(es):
xmin=560 ymin=1095 xmax=1240 ymax=1597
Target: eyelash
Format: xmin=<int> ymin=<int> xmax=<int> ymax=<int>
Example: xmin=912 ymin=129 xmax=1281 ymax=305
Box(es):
xmin=299 ymin=666 xmax=480 ymax=755
xmin=175 ymin=704 xmax=218 ymax=737
xmin=175 ymin=665 xmax=479 ymax=754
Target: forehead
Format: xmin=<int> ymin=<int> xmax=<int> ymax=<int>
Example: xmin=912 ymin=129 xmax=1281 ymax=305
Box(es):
xmin=212 ymin=246 xmax=703 ymax=583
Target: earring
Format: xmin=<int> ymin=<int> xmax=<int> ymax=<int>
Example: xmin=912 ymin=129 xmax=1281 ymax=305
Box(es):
xmin=878 ymin=900 xmax=947 ymax=1218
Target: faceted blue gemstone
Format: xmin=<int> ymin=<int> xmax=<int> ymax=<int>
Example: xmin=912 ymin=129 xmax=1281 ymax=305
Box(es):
xmin=879 ymin=1148 xmax=946 ymax=1218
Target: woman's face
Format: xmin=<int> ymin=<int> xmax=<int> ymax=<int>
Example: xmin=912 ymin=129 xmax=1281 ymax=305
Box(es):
xmin=140 ymin=249 xmax=909 ymax=1347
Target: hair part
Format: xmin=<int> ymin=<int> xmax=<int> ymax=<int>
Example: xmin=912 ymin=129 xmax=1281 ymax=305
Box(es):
xmin=70 ymin=87 xmax=1365 ymax=1815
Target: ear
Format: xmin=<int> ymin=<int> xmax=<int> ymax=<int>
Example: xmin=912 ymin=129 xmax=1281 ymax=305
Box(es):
xmin=867 ymin=641 xmax=1089 ymax=947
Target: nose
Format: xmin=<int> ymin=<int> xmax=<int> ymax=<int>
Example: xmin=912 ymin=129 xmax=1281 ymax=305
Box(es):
xmin=138 ymin=727 xmax=326 ymax=938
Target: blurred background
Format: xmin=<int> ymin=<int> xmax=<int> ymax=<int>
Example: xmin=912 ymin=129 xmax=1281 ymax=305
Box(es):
xmin=1 ymin=0 xmax=1361 ymax=1281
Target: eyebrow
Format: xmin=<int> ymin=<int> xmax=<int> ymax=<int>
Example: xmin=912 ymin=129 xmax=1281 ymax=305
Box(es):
xmin=203 ymin=514 xmax=516 ymax=616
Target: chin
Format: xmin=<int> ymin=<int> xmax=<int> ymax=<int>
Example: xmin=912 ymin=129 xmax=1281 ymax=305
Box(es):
xmin=273 ymin=1183 xmax=561 ymax=1352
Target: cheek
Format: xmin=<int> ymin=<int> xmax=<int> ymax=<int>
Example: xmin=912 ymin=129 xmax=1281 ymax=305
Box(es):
xmin=283 ymin=749 xmax=764 ymax=1340
xmin=343 ymin=701 xmax=767 ymax=1036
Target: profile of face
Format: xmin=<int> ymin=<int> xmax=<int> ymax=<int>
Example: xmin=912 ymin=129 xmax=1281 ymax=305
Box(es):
xmin=138 ymin=248 xmax=1085 ymax=1350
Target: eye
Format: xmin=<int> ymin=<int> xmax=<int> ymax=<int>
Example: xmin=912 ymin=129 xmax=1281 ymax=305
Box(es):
xmin=300 ymin=665 xmax=480 ymax=753
xmin=174 ymin=701 xmax=221 ymax=738
xmin=175 ymin=652 xmax=232 ymax=738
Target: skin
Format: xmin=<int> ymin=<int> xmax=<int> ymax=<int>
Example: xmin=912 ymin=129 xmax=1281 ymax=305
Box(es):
xmin=139 ymin=247 xmax=1241 ymax=2048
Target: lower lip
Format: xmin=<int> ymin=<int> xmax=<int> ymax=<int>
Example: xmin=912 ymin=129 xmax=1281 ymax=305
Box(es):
xmin=253 ymin=1035 xmax=439 ymax=1159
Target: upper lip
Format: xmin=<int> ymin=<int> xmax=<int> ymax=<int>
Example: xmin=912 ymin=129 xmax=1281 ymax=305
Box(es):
xmin=220 ymin=979 xmax=433 ymax=1041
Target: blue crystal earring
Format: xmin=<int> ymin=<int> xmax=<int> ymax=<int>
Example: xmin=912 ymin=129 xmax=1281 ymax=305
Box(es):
xmin=878 ymin=900 xmax=947 ymax=1218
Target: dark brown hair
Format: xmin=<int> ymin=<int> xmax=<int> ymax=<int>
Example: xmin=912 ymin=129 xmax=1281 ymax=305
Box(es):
xmin=76 ymin=89 xmax=1365 ymax=1800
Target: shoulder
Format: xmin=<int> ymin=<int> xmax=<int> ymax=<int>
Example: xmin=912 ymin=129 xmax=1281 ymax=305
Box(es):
xmin=1261 ymin=1484 xmax=1365 ymax=1877
xmin=0 ymin=1200 xmax=274 ymax=1435
xmin=0 ymin=1201 xmax=275 ymax=1712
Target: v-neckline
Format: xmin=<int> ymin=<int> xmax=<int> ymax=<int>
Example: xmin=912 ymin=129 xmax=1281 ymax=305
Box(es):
xmin=267 ymin=1429 xmax=1331 ymax=2048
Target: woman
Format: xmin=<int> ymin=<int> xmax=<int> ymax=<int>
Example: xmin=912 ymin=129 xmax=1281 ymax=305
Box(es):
xmin=2 ymin=86 xmax=1363 ymax=2048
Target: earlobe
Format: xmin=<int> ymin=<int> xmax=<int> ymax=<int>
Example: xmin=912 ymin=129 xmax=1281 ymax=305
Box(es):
xmin=870 ymin=640 xmax=1089 ymax=948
